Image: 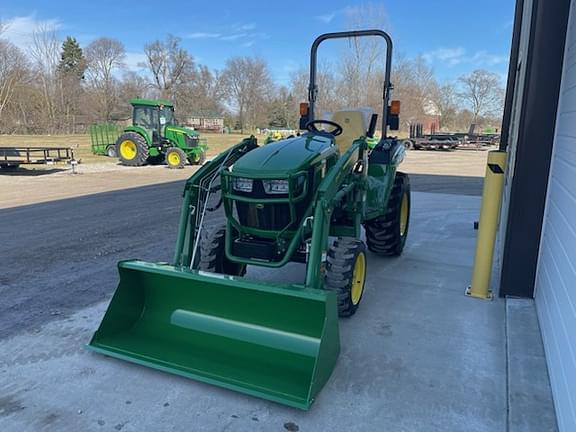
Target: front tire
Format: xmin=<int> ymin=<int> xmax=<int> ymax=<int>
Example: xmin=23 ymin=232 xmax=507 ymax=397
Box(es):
xmin=190 ymin=150 xmax=206 ymax=165
xmin=166 ymin=147 xmax=187 ymax=169
xmin=198 ymin=224 xmax=246 ymax=276
xmin=325 ymin=238 xmax=368 ymax=317
xmin=116 ymin=132 xmax=149 ymax=166
xmin=364 ymin=172 xmax=411 ymax=256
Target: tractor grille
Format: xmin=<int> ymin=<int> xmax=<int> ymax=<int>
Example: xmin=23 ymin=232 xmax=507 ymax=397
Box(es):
xmin=185 ymin=135 xmax=200 ymax=147
xmin=234 ymin=177 xmax=311 ymax=231
xmin=236 ymin=202 xmax=293 ymax=230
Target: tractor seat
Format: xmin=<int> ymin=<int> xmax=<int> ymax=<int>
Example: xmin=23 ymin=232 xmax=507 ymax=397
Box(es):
xmin=330 ymin=109 xmax=373 ymax=154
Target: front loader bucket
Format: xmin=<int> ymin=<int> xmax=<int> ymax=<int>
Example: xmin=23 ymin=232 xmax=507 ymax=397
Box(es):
xmin=88 ymin=260 xmax=340 ymax=410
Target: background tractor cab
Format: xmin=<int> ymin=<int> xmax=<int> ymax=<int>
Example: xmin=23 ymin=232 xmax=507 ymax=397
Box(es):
xmin=115 ymin=99 xmax=207 ymax=168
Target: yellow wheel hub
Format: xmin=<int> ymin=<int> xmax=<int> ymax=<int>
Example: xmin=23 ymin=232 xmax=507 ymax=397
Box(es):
xmin=119 ymin=140 xmax=137 ymax=160
xmin=351 ymin=252 xmax=366 ymax=305
xmin=167 ymin=151 xmax=181 ymax=166
xmin=400 ymin=193 xmax=409 ymax=236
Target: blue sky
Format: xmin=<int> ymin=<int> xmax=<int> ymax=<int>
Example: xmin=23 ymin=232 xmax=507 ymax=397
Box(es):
xmin=1 ymin=0 xmax=515 ymax=85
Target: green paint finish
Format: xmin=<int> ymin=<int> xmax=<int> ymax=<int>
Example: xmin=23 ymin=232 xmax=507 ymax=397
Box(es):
xmin=129 ymin=98 xmax=173 ymax=107
xmin=232 ymin=134 xmax=335 ymax=177
xmin=88 ymin=260 xmax=339 ymax=410
xmin=89 ymin=123 xmax=122 ymax=155
xmin=124 ymin=125 xmax=152 ymax=144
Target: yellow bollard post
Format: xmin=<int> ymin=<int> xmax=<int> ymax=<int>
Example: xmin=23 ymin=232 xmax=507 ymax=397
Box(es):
xmin=466 ymin=150 xmax=508 ymax=300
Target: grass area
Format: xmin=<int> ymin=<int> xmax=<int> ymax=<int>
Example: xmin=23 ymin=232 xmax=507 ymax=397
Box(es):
xmin=0 ymin=132 xmax=252 ymax=164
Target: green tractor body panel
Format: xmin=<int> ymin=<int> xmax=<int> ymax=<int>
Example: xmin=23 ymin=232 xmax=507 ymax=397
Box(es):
xmin=129 ymin=98 xmax=173 ymax=107
xmin=89 ymin=30 xmax=405 ymax=409
xmin=88 ymin=260 xmax=339 ymax=410
xmin=163 ymin=125 xmax=208 ymax=159
xmin=124 ymin=125 xmax=152 ymax=144
xmin=231 ymin=135 xmax=335 ymax=177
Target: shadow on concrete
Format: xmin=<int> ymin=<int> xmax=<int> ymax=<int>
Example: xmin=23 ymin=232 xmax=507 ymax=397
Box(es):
xmin=0 ymin=166 xmax=70 ymax=176
xmin=0 ymin=180 xmax=186 ymax=339
xmin=409 ymin=173 xmax=483 ymax=196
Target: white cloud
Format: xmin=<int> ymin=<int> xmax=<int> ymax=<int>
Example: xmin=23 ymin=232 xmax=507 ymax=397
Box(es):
xmin=316 ymin=13 xmax=336 ymax=23
xmin=241 ymin=41 xmax=254 ymax=48
xmin=423 ymin=47 xmax=508 ymax=67
xmin=221 ymin=33 xmax=247 ymax=41
xmin=468 ymin=51 xmax=509 ymax=66
xmin=235 ymin=23 xmax=255 ymax=31
xmin=1 ymin=15 xmax=62 ymax=50
xmin=422 ymin=47 xmax=466 ymax=65
xmin=185 ymin=32 xmax=222 ymax=39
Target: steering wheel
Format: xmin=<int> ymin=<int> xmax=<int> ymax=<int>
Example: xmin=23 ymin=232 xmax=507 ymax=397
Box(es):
xmin=306 ymin=120 xmax=343 ymax=136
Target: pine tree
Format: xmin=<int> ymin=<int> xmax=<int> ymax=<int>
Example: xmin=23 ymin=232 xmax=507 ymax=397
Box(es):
xmin=57 ymin=36 xmax=86 ymax=80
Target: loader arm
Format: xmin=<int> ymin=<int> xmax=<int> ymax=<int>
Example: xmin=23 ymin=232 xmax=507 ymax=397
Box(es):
xmin=173 ymin=136 xmax=258 ymax=268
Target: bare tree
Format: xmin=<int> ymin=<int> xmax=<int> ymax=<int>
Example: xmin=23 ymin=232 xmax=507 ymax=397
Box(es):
xmin=172 ymin=65 xmax=225 ymax=119
xmin=291 ymin=65 xmax=341 ymax=118
xmin=28 ymin=24 xmax=61 ymax=132
xmin=391 ymin=55 xmax=438 ymax=127
xmin=337 ymin=3 xmax=389 ymax=114
xmin=85 ymin=37 xmax=126 ymax=121
xmin=143 ymin=35 xmax=193 ymax=99
xmin=221 ymin=56 xmax=274 ymax=132
xmin=431 ymin=83 xmax=458 ymax=130
xmin=458 ymin=69 xmax=504 ymax=123
xmin=0 ymin=40 xmax=29 ymax=126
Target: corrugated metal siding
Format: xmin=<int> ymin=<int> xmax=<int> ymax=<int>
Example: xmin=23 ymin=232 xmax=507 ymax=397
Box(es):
xmin=535 ymin=1 xmax=576 ymax=430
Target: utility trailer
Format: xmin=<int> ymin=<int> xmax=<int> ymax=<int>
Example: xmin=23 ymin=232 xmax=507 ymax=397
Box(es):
xmin=89 ymin=123 xmax=122 ymax=157
xmin=453 ymin=124 xmax=500 ymax=148
xmin=0 ymin=147 xmax=74 ymax=169
xmin=403 ymin=123 xmax=461 ymax=150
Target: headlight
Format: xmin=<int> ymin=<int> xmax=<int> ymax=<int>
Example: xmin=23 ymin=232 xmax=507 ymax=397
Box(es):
xmin=232 ymin=177 xmax=253 ymax=192
xmin=262 ymin=179 xmax=289 ymax=194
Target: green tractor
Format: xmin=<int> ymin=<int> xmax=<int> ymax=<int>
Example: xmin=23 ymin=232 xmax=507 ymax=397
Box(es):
xmin=88 ymin=30 xmax=409 ymax=409
xmin=115 ymin=99 xmax=207 ymax=168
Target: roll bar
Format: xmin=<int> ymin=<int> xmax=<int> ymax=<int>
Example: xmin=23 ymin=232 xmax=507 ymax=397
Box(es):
xmin=308 ymin=29 xmax=394 ymax=137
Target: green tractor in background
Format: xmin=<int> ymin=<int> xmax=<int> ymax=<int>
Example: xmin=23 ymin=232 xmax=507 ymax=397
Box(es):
xmin=114 ymin=99 xmax=207 ymax=168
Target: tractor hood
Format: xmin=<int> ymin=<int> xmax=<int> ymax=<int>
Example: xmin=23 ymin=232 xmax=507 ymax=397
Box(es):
xmin=165 ymin=125 xmax=199 ymax=137
xmin=232 ymin=134 xmax=335 ymax=176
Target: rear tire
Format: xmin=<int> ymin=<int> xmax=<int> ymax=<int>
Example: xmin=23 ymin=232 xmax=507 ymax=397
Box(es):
xmin=116 ymin=132 xmax=149 ymax=166
xmin=364 ymin=172 xmax=411 ymax=256
xmin=198 ymin=224 xmax=246 ymax=276
xmin=166 ymin=147 xmax=187 ymax=169
xmin=325 ymin=238 xmax=367 ymax=317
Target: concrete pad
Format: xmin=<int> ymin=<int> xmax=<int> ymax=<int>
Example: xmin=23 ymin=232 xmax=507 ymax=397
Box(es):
xmin=0 ymin=192 xmax=549 ymax=431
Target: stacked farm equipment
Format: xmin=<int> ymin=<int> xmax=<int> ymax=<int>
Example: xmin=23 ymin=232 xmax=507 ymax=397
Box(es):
xmin=403 ymin=123 xmax=461 ymax=150
xmin=89 ymin=99 xmax=208 ymax=168
xmin=404 ymin=123 xmax=501 ymax=151
xmin=88 ymin=30 xmax=411 ymax=409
